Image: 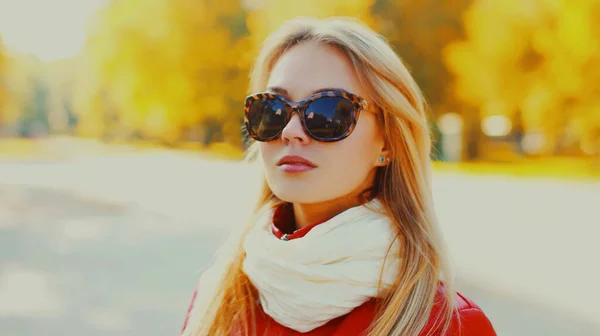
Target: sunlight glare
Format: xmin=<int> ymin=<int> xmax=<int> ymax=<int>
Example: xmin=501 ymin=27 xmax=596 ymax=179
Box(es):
xmin=0 ymin=0 xmax=108 ymax=61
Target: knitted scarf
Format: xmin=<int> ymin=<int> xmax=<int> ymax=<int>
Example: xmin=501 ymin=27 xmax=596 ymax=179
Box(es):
xmin=242 ymin=200 xmax=400 ymax=332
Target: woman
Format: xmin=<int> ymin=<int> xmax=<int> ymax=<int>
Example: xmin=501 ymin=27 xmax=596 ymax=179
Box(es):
xmin=180 ymin=17 xmax=497 ymax=336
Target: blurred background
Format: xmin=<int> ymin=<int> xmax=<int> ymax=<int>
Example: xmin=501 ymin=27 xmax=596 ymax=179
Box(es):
xmin=0 ymin=0 xmax=598 ymax=335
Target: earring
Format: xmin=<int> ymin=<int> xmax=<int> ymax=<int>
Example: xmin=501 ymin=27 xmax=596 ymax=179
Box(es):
xmin=379 ymin=156 xmax=386 ymax=163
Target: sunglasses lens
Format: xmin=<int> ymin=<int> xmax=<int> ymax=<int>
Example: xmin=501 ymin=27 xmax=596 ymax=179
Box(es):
xmin=247 ymin=97 xmax=287 ymax=140
xmin=304 ymin=97 xmax=355 ymax=140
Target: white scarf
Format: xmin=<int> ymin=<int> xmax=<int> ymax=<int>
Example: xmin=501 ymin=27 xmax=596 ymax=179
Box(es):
xmin=242 ymin=200 xmax=401 ymax=333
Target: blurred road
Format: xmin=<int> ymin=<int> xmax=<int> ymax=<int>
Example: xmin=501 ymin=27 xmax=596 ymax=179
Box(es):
xmin=0 ymin=151 xmax=599 ymax=336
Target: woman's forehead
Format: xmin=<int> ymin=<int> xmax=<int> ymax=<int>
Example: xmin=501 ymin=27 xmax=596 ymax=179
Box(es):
xmin=266 ymin=42 xmax=363 ymax=102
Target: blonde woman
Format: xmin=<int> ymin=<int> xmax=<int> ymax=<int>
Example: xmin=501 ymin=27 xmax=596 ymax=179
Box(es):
xmin=180 ymin=17 xmax=496 ymax=336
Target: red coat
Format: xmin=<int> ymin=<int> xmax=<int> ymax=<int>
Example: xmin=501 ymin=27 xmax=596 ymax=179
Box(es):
xmin=181 ymin=205 xmax=497 ymax=335
xmin=180 ymin=283 xmax=496 ymax=336
xmin=182 ymin=286 xmax=496 ymax=336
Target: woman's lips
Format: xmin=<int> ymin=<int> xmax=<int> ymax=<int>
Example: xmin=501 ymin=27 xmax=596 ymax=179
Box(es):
xmin=278 ymin=163 xmax=315 ymax=173
xmin=276 ymin=155 xmax=317 ymax=173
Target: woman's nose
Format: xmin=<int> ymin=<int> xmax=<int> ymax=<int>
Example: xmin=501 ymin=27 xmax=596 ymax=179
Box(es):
xmin=280 ymin=112 xmax=311 ymax=144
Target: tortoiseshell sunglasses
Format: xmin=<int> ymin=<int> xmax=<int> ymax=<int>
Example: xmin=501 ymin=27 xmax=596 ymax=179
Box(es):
xmin=244 ymin=89 xmax=369 ymax=142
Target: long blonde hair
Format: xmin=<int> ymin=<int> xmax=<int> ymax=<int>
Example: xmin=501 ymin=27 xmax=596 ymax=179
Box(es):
xmin=187 ymin=17 xmax=458 ymax=336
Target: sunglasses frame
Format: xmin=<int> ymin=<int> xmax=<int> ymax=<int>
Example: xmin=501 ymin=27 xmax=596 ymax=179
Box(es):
xmin=244 ymin=89 xmax=369 ymax=142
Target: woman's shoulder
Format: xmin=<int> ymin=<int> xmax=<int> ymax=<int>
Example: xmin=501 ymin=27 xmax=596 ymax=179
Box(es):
xmin=335 ymin=285 xmax=496 ymax=336
xmin=453 ymin=292 xmax=497 ymax=335
xmin=425 ymin=288 xmax=497 ymax=336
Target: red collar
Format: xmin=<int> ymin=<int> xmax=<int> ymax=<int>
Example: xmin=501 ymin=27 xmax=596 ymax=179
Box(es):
xmin=270 ymin=203 xmax=327 ymax=241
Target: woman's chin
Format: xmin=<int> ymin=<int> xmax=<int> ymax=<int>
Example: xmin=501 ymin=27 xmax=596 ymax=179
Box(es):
xmin=272 ymin=191 xmax=319 ymax=204
xmin=270 ymin=184 xmax=331 ymax=204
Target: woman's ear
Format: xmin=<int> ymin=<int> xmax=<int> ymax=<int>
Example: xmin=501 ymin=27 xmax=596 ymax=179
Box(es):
xmin=374 ymin=126 xmax=391 ymax=166
xmin=376 ymin=149 xmax=392 ymax=167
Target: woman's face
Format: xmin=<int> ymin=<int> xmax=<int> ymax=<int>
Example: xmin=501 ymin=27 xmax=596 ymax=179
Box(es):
xmin=259 ymin=41 xmax=388 ymax=204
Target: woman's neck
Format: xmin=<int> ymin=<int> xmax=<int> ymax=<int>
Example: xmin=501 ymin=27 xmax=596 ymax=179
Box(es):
xmin=291 ymin=169 xmax=379 ymax=229
xmin=292 ymin=195 xmax=367 ymax=229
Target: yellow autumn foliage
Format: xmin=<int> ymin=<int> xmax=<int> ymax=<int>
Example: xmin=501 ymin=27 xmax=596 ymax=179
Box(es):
xmin=0 ymin=44 xmax=39 ymax=129
xmin=444 ymin=0 xmax=600 ymax=153
xmin=0 ymin=36 xmax=7 ymax=124
xmin=53 ymin=0 xmax=600 ymax=157
xmin=72 ymin=0 xmax=376 ymax=145
xmin=246 ymin=0 xmax=376 ymax=44
xmin=74 ymin=0 xmax=252 ymax=144
xmin=372 ymin=0 xmax=472 ymax=116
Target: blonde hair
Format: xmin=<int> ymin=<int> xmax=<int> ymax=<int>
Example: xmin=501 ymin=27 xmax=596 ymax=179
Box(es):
xmin=187 ymin=17 xmax=458 ymax=336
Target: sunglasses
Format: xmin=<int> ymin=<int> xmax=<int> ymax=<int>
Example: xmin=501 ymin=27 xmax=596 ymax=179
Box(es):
xmin=244 ymin=89 xmax=369 ymax=142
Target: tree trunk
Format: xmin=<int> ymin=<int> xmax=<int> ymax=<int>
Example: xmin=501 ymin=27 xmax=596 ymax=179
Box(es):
xmin=462 ymin=110 xmax=482 ymax=162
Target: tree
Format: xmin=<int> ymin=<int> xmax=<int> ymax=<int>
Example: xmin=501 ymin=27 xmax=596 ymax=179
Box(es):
xmin=0 ymin=51 xmax=48 ymax=136
xmin=444 ymin=0 xmax=600 ymax=156
xmin=0 ymin=37 xmax=8 ymax=130
xmin=18 ymin=78 xmax=50 ymax=138
xmin=372 ymin=0 xmax=472 ymax=117
xmin=245 ymin=0 xmax=377 ymax=45
xmin=74 ymin=0 xmax=253 ymax=145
